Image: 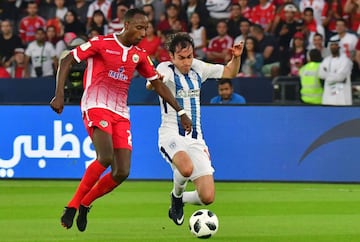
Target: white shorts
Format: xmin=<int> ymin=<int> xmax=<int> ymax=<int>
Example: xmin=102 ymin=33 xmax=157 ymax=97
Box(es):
xmin=159 ymin=134 xmax=215 ymax=180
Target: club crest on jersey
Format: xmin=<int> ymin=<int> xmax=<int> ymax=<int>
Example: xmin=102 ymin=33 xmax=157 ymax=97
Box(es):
xmin=99 ymin=120 xmax=108 ymax=128
xmin=108 ymin=66 xmax=128 ymax=81
xmin=169 ymin=142 xmax=176 ymax=149
xmin=132 ymin=54 xmax=139 ymax=63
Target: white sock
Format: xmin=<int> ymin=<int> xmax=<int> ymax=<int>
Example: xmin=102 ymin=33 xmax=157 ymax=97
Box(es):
xmin=183 ymin=190 xmax=204 ymax=205
xmin=172 ymin=169 xmax=188 ymax=197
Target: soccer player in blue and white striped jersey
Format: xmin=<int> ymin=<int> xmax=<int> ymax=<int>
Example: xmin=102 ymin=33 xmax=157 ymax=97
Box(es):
xmin=147 ymin=32 xmax=244 ymax=226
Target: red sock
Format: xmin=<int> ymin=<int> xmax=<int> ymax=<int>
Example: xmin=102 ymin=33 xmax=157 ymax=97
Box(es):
xmin=80 ymin=172 xmax=119 ymax=207
xmin=67 ymin=160 xmax=106 ymax=209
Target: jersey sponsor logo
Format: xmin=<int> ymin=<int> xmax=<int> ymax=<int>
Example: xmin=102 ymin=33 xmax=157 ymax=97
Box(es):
xmin=106 ymin=49 xmax=121 ymax=55
xmin=176 ymin=89 xmax=200 ymax=98
xmin=132 ymin=54 xmax=139 ymax=63
xmin=108 ymin=66 xmax=129 ymax=81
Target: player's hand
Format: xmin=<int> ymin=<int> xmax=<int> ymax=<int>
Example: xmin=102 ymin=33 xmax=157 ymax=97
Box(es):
xmin=50 ymin=96 xmax=64 ymax=114
xmin=231 ymin=41 xmax=244 ymax=57
xmin=180 ymin=114 xmax=192 ymax=135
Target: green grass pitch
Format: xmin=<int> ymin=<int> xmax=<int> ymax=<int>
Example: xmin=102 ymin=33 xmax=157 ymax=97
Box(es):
xmin=1 ymin=180 xmax=360 ymax=242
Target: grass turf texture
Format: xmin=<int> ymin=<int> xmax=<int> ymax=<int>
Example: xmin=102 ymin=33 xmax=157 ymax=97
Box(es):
xmin=1 ymin=181 xmax=360 ymax=242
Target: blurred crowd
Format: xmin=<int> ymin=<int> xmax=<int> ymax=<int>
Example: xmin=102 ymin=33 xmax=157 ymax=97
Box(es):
xmin=0 ymin=0 xmax=359 ymax=81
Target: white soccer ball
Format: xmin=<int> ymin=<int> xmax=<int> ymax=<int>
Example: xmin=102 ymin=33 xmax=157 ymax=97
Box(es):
xmin=189 ymin=209 xmax=219 ymax=239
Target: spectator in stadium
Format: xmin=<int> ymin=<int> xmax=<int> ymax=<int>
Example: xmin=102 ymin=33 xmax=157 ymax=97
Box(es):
xmin=68 ymin=0 xmax=90 ymax=25
xmin=239 ymin=36 xmax=263 ymax=77
xmin=204 ymin=0 xmax=232 ymax=38
xmin=156 ymin=3 xmax=187 ymax=36
xmin=285 ymin=31 xmax=307 ymax=76
xmin=188 ymin=12 xmax=207 ymax=60
xmin=0 ymin=19 xmax=23 ymax=71
xmin=0 ymin=0 xmax=22 ymax=25
xmin=301 ymin=7 xmax=325 ymax=50
xmin=137 ymin=21 xmax=161 ymax=64
xmin=0 ymin=57 xmax=11 ymax=78
xmin=63 ymin=9 xmax=87 ymax=36
xmin=249 ymin=23 xmax=280 ymax=78
xmin=110 ymin=0 xmax=134 ymax=19
xmin=135 ymin=0 xmax=165 ymax=25
xmin=142 ymin=4 xmax=157 ymax=25
xmin=319 ymin=36 xmax=353 ymax=105
xmin=237 ymin=0 xmax=252 ymax=19
xmin=227 ymin=3 xmax=248 ymax=39
xmin=88 ymin=9 xmax=109 ymax=35
xmin=309 ymin=32 xmax=330 ymax=59
xmin=331 ymin=18 xmax=358 ymax=60
xmin=273 ymin=3 xmax=303 ymax=54
xmin=18 ymin=1 xmax=46 ymax=46
xmin=24 ymin=28 xmax=58 ymax=78
xmin=210 ymin=79 xmax=246 ymax=104
xmin=299 ymin=48 xmax=323 ymax=104
xmin=206 ymin=20 xmax=234 ymax=64
xmin=155 ymin=30 xmax=172 ymax=63
xmin=299 ymin=0 xmax=326 ymax=28
xmin=169 ymin=0 xmax=187 ymax=22
xmin=86 ymin=0 xmax=112 ymax=29
xmin=146 ymin=32 xmax=243 ymax=226
xmin=51 ymin=0 xmax=69 ymax=21
xmin=182 ymin=0 xmax=210 ymax=30
xmin=8 ymin=48 xmax=27 ymax=78
xmin=51 ymin=8 xmax=191 ymax=232
xmin=87 ymin=27 xmax=101 ymax=38
xmin=343 ymin=0 xmax=360 ymax=34
xmin=321 ymin=0 xmax=345 ymax=40
xmin=108 ymin=3 xmax=128 ymax=33
xmin=250 ymin=0 xmax=276 ymax=33
xmin=234 ymin=18 xmax=251 ymax=44
xmin=271 ymin=2 xmax=301 ymax=34
xmin=46 ymin=25 xmax=67 ymax=59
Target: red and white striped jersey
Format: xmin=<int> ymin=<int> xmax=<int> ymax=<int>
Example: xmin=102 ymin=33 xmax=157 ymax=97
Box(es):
xmin=71 ymin=33 xmax=158 ymax=119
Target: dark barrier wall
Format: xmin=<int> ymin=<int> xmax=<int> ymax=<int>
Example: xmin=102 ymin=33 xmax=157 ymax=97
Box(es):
xmin=0 ymin=105 xmax=360 ymax=182
xmin=0 ymin=77 xmax=55 ymax=103
xmin=0 ymin=77 xmax=273 ymax=104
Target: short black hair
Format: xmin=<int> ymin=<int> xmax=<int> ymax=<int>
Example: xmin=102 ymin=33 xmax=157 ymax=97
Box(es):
xmin=309 ymin=49 xmax=322 ymax=62
xmin=166 ymin=32 xmax=194 ymax=55
xmin=218 ymin=79 xmax=233 ymax=87
xmin=124 ymin=8 xmax=146 ymax=22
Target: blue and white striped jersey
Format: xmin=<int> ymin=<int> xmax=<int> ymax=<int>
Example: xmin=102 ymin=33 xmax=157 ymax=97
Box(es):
xmin=156 ymin=59 xmax=224 ymax=140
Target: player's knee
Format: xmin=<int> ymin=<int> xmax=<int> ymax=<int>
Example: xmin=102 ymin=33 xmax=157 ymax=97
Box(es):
xmin=200 ymin=192 xmax=215 ymax=205
xmin=111 ymin=168 xmax=130 ymax=183
xmin=97 ymin=154 xmax=114 ymax=166
xmin=180 ymin=166 xmax=193 ymax=178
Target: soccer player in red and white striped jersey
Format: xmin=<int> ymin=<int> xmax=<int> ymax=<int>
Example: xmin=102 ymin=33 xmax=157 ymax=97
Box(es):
xmin=50 ymin=8 xmax=192 ymax=232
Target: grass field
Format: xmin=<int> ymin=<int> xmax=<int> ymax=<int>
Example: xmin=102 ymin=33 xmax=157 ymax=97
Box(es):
xmin=1 ymin=180 xmax=360 ymax=242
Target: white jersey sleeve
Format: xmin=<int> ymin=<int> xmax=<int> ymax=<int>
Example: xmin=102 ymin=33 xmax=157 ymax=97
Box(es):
xmin=191 ymin=59 xmax=224 ymax=82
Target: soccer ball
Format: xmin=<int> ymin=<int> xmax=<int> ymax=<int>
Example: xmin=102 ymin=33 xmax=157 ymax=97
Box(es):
xmin=189 ymin=209 xmax=219 ymax=239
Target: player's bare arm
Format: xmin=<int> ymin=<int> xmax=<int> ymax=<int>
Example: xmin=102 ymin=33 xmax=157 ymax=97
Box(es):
xmin=150 ymin=79 xmax=192 ymax=134
xmin=222 ymin=41 xmax=244 ymax=79
xmin=50 ymin=53 xmax=76 ymax=114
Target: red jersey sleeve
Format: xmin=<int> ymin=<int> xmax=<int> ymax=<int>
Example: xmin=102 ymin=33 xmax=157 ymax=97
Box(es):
xmin=136 ymin=51 xmax=159 ymax=81
xmin=71 ymin=36 xmax=102 ymax=63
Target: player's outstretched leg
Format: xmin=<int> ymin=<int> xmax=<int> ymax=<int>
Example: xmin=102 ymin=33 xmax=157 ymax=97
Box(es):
xmin=61 ymin=207 xmax=77 ymax=229
xmin=76 ymin=204 xmax=91 ymax=232
xmin=168 ymin=192 xmax=184 ymax=225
